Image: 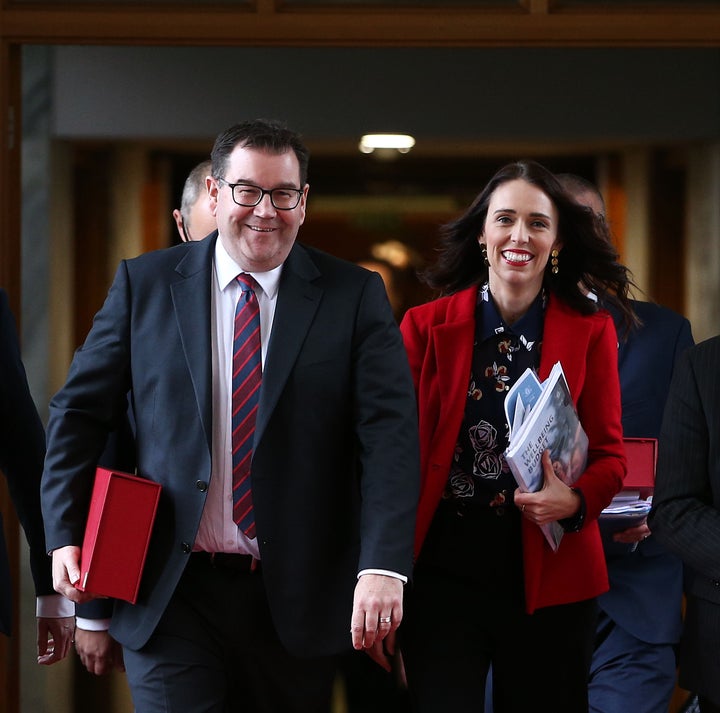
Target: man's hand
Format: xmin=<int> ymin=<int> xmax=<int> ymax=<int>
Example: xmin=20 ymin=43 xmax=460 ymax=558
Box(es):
xmin=36 ymin=615 xmax=74 ymax=665
xmin=350 ymin=574 xmax=403 ymax=672
xmin=51 ymin=546 xmax=96 ymax=603
xmin=75 ymin=629 xmax=125 ymax=675
xmin=613 ymin=519 xmax=651 ymax=545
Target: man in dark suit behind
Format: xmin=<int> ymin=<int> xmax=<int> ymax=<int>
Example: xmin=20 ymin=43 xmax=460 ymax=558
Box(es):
xmin=556 ymin=174 xmax=694 ymax=713
xmin=650 ymin=335 xmax=720 ymax=713
xmin=0 ymin=288 xmax=74 ymax=664
xmin=593 ymin=299 xmax=693 ymax=713
xmin=41 ymin=119 xmax=420 ymax=712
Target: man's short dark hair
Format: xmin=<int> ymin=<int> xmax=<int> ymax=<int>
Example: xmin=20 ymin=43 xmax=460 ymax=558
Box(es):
xmin=211 ymin=119 xmax=310 ymax=186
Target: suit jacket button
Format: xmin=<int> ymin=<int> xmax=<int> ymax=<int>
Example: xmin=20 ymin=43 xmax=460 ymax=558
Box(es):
xmin=181 ymin=542 xmax=192 ymax=554
xmin=195 ymin=480 xmax=208 ymax=492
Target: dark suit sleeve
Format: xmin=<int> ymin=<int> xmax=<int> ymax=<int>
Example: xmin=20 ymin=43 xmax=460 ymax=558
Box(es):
xmin=649 ymin=338 xmax=720 ymax=587
xmin=0 ymin=289 xmax=54 ymax=596
xmin=41 ymin=262 xmax=133 ymax=553
xmin=353 ymin=272 xmax=420 ymax=576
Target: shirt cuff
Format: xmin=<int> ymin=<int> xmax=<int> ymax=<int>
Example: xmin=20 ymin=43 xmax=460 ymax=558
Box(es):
xmin=36 ymin=594 xmax=75 ymax=619
xmin=357 ymin=569 xmax=408 ymax=584
xmin=76 ymin=617 xmax=112 ymax=632
xmin=559 ymin=487 xmax=587 ymax=533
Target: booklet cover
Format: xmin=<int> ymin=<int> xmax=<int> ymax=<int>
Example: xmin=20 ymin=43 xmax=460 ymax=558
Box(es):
xmin=504 ymin=361 xmax=588 ymax=551
xmin=78 ymin=467 xmax=161 ymax=603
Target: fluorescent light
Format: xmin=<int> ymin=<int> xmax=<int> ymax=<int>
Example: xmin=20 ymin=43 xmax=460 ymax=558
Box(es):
xmin=359 ymin=133 xmax=416 ymax=154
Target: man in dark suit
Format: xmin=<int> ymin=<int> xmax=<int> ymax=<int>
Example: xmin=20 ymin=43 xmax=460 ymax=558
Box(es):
xmin=0 ymin=288 xmax=74 ymax=664
xmin=557 ymin=174 xmax=693 ymax=713
xmin=41 ymin=119 xmax=420 ymax=712
xmin=592 ymin=299 xmax=693 ymax=713
xmin=649 ymin=335 xmax=720 ymax=713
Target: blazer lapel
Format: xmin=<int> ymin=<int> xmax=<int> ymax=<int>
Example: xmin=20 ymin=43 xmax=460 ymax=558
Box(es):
xmin=171 ymin=235 xmax=216 ymax=451
xmin=254 ymin=244 xmax=322 ymax=446
xmin=430 ymin=288 xmax=477 ymax=448
xmin=539 ymin=294 xmax=594 ymax=399
xmin=434 ymin=300 xmax=475 ymax=423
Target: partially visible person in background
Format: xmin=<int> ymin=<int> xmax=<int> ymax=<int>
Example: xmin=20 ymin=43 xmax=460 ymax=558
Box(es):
xmin=557 ymin=173 xmax=693 ymax=713
xmin=172 ymin=159 xmax=217 ymax=243
xmin=0 ymin=287 xmax=74 ymax=665
xmin=400 ymin=159 xmax=632 ymax=713
xmin=649 ymin=335 xmax=720 ymax=713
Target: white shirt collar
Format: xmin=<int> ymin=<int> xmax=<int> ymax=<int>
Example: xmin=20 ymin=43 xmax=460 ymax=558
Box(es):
xmin=214 ymin=236 xmax=283 ymax=299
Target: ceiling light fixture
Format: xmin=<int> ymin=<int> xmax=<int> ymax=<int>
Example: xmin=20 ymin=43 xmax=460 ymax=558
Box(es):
xmin=359 ymin=133 xmax=416 ymax=154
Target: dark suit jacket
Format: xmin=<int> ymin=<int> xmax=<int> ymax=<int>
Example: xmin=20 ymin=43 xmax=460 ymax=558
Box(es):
xmin=599 ymin=300 xmax=693 ymax=644
xmin=0 ymin=288 xmax=54 ymax=635
xmin=42 ymin=236 xmax=420 ymax=656
xmin=649 ymin=335 xmax=720 ymax=698
xmin=401 ymin=286 xmax=626 ymax=614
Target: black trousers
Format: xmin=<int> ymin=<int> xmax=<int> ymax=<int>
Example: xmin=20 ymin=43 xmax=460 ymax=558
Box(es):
xmin=123 ymin=554 xmax=336 ymax=713
xmin=402 ymin=498 xmax=598 ymax=713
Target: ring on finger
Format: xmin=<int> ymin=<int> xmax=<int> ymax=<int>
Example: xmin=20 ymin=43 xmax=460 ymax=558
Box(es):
xmin=379 ymin=616 xmax=391 ymax=624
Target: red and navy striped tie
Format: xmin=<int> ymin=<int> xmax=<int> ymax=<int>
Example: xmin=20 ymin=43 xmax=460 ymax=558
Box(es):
xmin=232 ymin=274 xmax=262 ymax=537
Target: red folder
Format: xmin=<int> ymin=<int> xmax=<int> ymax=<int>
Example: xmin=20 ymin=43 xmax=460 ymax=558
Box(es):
xmin=623 ymin=437 xmax=657 ymax=493
xmin=78 ymin=467 xmax=161 ymax=604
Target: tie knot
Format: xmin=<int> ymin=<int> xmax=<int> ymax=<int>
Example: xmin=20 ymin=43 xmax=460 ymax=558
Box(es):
xmin=236 ymin=273 xmax=258 ymax=294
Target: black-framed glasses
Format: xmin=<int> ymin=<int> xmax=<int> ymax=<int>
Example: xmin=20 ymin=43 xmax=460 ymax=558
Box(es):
xmin=216 ymin=178 xmax=303 ymax=211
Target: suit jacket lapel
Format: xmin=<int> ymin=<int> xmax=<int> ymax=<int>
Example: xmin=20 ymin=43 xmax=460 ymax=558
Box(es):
xmin=254 ymin=244 xmax=322 ymax=446
xmin=171 ymin=235 xmax=216 ymax=451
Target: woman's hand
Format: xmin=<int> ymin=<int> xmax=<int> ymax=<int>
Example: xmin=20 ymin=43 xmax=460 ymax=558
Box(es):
xmin=514 ymin=450 xmax=581 ymax=524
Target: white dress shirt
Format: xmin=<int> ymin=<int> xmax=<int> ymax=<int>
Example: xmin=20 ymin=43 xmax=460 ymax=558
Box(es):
xmin=193 ymin=239 xmax=281 ymax=558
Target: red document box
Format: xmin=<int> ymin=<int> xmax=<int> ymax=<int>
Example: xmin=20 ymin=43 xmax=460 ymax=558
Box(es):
xmin=623 ymin=437 xmax=657 ymax=492
xmin=79 ymin=467 xmax=161 ymax=604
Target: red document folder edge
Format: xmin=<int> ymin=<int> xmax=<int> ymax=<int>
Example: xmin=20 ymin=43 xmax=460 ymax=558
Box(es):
xmin=623 ymin=437 xmax=657 ymax=493
xmin=78 ymin=467 xmax=161 ymax=604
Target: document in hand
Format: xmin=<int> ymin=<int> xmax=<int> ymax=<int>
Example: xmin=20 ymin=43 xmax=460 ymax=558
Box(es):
xmin=599 ymin=491 xmax=652 ymax=557
xmin=599 ymin=438 xmax=656 ymax=556
xmin=79 ymin=467 xmax=161 ymax=603
xmin=504 ymin=361 xmax=588 ymax=551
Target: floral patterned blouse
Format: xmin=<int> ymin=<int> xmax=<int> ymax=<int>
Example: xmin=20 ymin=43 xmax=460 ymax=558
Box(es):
xmin=444 ymin=283 xmax=546 ymax=510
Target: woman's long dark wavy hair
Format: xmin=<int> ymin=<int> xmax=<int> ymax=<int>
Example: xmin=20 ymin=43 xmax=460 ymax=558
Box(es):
xmin=422 ymin=160 xmax=637 ymax=330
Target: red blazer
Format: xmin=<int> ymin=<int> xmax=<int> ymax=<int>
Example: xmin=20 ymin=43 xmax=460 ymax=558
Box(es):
xmin=400 ymin=286 xmax=626 ymax=613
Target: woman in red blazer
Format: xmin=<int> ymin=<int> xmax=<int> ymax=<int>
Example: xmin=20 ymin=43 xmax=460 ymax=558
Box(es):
xmin=399 ymin=161 xmax=634 ymax=713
